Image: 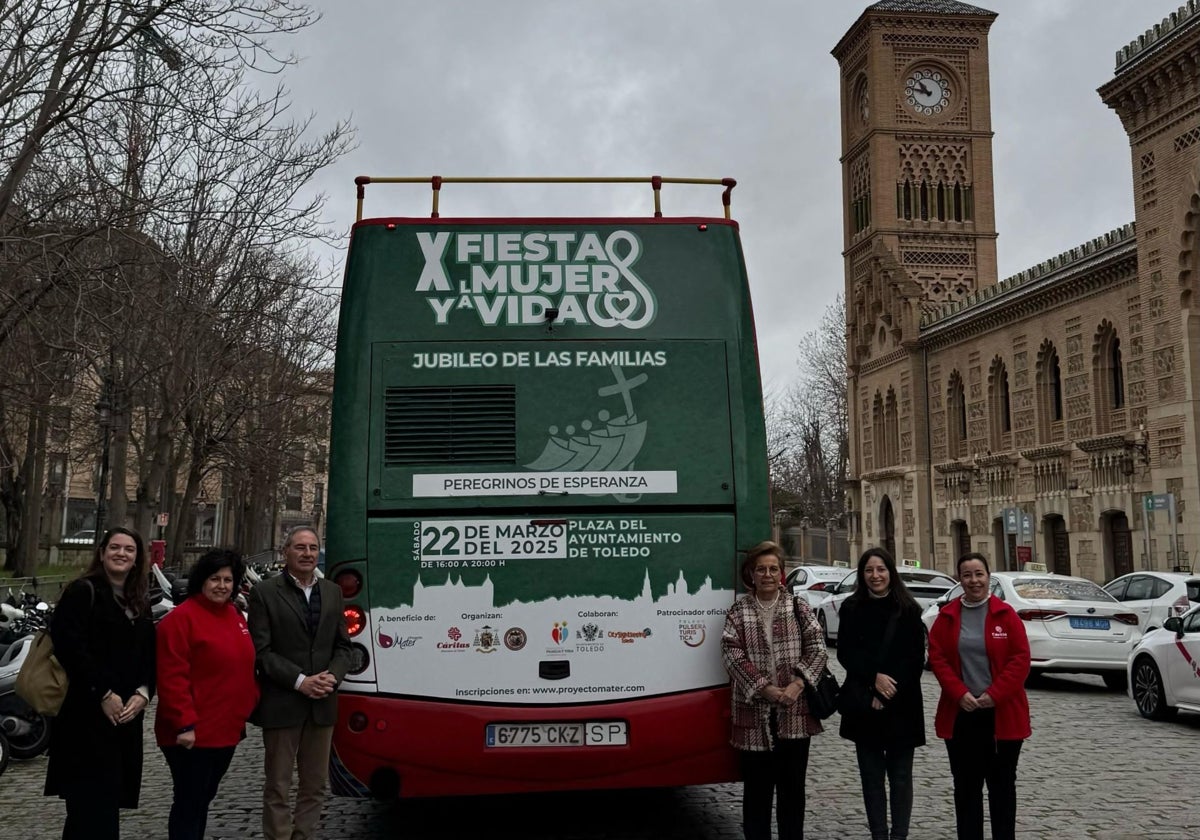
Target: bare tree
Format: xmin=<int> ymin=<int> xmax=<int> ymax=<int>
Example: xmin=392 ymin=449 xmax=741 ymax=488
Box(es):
xmin=0 ymin=2 xmax=351 ymax=565
xmin=0 ymin=0 xmax=318 ymax=224
xmin=768 ymin=295 xmax=849 ymax=527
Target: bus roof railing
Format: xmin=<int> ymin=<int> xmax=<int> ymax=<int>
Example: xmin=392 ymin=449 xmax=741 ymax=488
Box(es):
xmin=353 ymin=175 xmax=737 ymax=222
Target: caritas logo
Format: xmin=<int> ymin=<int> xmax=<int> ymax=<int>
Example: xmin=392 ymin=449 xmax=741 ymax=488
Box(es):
xmin=552 ymin=621 xmax=570 ymax=644
xmin=437 ymin=626 xmax=470 ymax=651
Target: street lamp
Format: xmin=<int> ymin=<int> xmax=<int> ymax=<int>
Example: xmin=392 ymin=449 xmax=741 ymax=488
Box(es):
xmin=93 ymin=374 xmax=114 ymax=541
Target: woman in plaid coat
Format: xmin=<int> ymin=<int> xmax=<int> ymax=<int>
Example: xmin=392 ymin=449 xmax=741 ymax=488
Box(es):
xmin=722 ymin=540 xmax=829 ymax=840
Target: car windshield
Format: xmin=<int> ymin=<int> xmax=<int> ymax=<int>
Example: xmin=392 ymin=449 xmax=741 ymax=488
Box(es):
xmin=1012 ymin=578 xmax=1115 ymax=602
xmin=901 ymin=571 xmax=954 ymax=587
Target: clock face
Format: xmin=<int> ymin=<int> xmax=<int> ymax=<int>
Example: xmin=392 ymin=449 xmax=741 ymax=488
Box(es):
xmin=857 ymin=83 xmax=870 ymax=125
xmin=905 ymin=68 xmax=952 ymax=117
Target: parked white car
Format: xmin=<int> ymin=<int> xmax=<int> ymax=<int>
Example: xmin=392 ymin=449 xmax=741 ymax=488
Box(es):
xmin=1103 ymin=571 xmax=1200 ymax=632
xmin=148 ymin=563 xmax=176 ymax=623
xmin=785 ymin=565 xmax=850 ymax=607
xmin=1127 ymin=603 xmax=1200 ymax=720
xmin=819 ymin=567 xmax=956 ymax=644
xmin=923 ymin=572 xmax=1141 ymax=690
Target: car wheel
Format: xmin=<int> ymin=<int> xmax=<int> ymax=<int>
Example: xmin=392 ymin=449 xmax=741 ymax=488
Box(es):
xmin=817 ymin=611 xmax=830 ymax=645
xmin=1101 ymin=672 xmax=1127 ymax=692
xmin=0 ymin=731 xmax=9 ymax=778
xmin=1131 ymin=657 xmax=1176 ymax=721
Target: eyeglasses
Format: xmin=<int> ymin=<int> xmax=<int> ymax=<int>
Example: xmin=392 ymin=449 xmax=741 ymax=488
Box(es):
xmin=753 ymin=568 xmax=781 ymax=576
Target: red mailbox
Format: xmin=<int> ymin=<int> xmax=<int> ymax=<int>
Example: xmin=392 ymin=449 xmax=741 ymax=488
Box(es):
xmin=150 ymin=539 xmax=166 ymax=567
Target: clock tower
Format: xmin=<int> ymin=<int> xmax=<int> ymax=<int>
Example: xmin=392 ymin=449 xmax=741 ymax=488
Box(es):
xmin=832 ymin=1 xmax=998 ymax=562
xmin=833 ymin=0 xmax=999 ymax=333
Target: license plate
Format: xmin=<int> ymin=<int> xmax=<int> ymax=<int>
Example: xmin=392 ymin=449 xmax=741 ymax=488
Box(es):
xmin=1069 ymin=616 xmax=1111 ymax=630
xmin=485 ymin=721 xmax=628 ymax=748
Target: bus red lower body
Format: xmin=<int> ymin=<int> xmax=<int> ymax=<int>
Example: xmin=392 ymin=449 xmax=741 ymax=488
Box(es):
xmin=330 ymin=687 xmax=738 ymax=798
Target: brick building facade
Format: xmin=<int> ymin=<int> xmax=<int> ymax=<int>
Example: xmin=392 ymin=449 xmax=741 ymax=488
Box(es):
xmin=834 ymin=0 xmax=1200 ymax=580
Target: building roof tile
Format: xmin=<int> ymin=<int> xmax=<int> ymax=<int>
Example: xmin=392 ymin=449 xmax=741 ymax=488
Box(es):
xmin=867 ymin=0 xmax=994 ymax=15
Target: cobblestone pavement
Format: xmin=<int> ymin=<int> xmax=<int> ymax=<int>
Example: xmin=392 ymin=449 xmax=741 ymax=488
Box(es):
xmin=3 ymin=667 xmax=1198 ymax=839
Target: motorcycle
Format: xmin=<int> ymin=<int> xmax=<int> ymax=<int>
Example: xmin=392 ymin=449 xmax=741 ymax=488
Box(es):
xmin=0 ymin=604 xmax=53 ymax=760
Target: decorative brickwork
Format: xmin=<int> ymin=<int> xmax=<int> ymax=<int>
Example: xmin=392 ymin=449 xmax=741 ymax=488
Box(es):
xmin=1176 ymin=126 xmax=1200 ymax=152
xmin=1070 ymin=497 xmax=1094 ymax=534
xmin=1159 ymin=426 xmax=1183 ymax=466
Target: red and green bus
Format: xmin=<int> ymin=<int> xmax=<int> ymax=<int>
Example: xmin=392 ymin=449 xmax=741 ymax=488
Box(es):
xmin=326 ymin=176 xmax=769 ymax=798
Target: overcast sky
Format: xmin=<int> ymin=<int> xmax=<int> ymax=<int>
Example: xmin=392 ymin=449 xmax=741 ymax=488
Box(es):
xmin=278 ymin=0 xmax=1173 ymax=392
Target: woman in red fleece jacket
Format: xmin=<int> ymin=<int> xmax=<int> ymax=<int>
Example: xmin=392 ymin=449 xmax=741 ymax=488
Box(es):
xmin=154 ymin=549 xmax=259 ymax=840
xmin=928 ymin=552 xmax=1031 ymax=840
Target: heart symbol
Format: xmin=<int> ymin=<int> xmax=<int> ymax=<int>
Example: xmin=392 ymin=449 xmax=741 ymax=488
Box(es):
xmin=603 ymin=291 xmax=638 ymax=321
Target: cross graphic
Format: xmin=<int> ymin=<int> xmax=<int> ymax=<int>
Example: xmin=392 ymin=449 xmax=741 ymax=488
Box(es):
xmin=597 ymin=365 xmax=648 ymax=417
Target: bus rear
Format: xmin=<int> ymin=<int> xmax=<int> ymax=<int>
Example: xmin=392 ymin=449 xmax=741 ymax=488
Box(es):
xmin=327 ymin=177 xmax=769 ymax=798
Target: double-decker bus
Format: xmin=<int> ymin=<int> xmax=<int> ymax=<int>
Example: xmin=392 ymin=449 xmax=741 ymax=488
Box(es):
xmin=326 ymin=176 xmax=769 ymax=798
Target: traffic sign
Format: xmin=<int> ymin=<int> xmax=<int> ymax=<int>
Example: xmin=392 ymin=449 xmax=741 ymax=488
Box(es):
xmin=1144 ymin=493 xmax=1171 ymax=512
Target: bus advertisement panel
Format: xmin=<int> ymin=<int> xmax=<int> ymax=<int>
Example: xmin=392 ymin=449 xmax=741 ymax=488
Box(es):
xmin=327 ymin=184 xmax=768 ymax=799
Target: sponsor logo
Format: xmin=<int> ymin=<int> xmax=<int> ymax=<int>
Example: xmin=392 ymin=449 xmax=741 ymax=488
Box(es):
xmin=474 ymin=625 xmax=499 ymax=653
xmin=678 ymin=621 xmax=706 ymax=647
xmin=608 ymin=628 xmax=653 ymax=644
xmin=503 ymin=627 xmax=527 ymax=651
xmin=377 ymin=631 xmax=421 ymax=650
xmin=577 ymin=622 xmax=605 ymax=653
xmin=552 ymin=621 xmax=570 ymax=644
xmin=991 ymin=625 xmax=1008 ymax=640
xmin=437 ymin=626 xmax=470 ymax=651
xmin=546 ymin=620 xmax=574 ymax=655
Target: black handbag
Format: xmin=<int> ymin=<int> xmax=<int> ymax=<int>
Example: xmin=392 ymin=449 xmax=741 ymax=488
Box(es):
xmin=792 ymin=598 xmax=840 ymax=720
xmin=804 ymin=666 xmax=841 ymax=720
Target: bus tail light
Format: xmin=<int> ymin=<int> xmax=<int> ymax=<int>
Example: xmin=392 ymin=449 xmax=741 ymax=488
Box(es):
xmin=1017 ymin=609 xmax=1066 ymax=621
xmin=345 ymin=605 xmax=367 ymax=636
xmin=348 ymin=643 xmax=370 ymax=675
xmin=335 ymin=569 xmax=363 ymax=598
xmin=1112 ymin=613 xmax=1140 ymax=626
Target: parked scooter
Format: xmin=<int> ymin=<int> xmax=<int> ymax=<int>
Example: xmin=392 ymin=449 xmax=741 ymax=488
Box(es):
xmin=0 ymin=607 xmax=53 ymax=760
xmin=0 ymin=728 xmax=10 ymax=777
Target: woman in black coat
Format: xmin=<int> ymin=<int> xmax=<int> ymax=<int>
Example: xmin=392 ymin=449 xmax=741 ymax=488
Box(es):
xmin=836 ymin=547 xmax=926 ymax=840
xmin=45 ymin=527 xmax=156 ymax=840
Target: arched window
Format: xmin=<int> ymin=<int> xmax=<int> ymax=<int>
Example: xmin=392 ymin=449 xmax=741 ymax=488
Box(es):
xmin=947 ymin=371 xmax=967 ymax=459
xmin=1036 ymin=340 xmax=1063 ymax=443
xmin=1112 ymin=339 xmax=1124 ymax=408
xmin=988 ymin=357 xmax=1011 ymax=451
xmin=1093 ymin=322 xmax=1125 ymax=434
xmin=885 ymin=387 xmax=900 ymax=466
xmin=872 ymin=391 xmax=885 ymax=469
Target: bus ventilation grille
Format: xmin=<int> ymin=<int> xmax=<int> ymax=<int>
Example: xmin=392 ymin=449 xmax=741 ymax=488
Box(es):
xmin=383 ymin=385 xmax=517 ymax=465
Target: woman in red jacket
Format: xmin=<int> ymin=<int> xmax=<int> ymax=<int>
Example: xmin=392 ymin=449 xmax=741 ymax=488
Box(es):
xmin=154 ymin=549 xmax=259 ymax=840
xmin=928 ymin=552 xmax=1031 ymax=840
